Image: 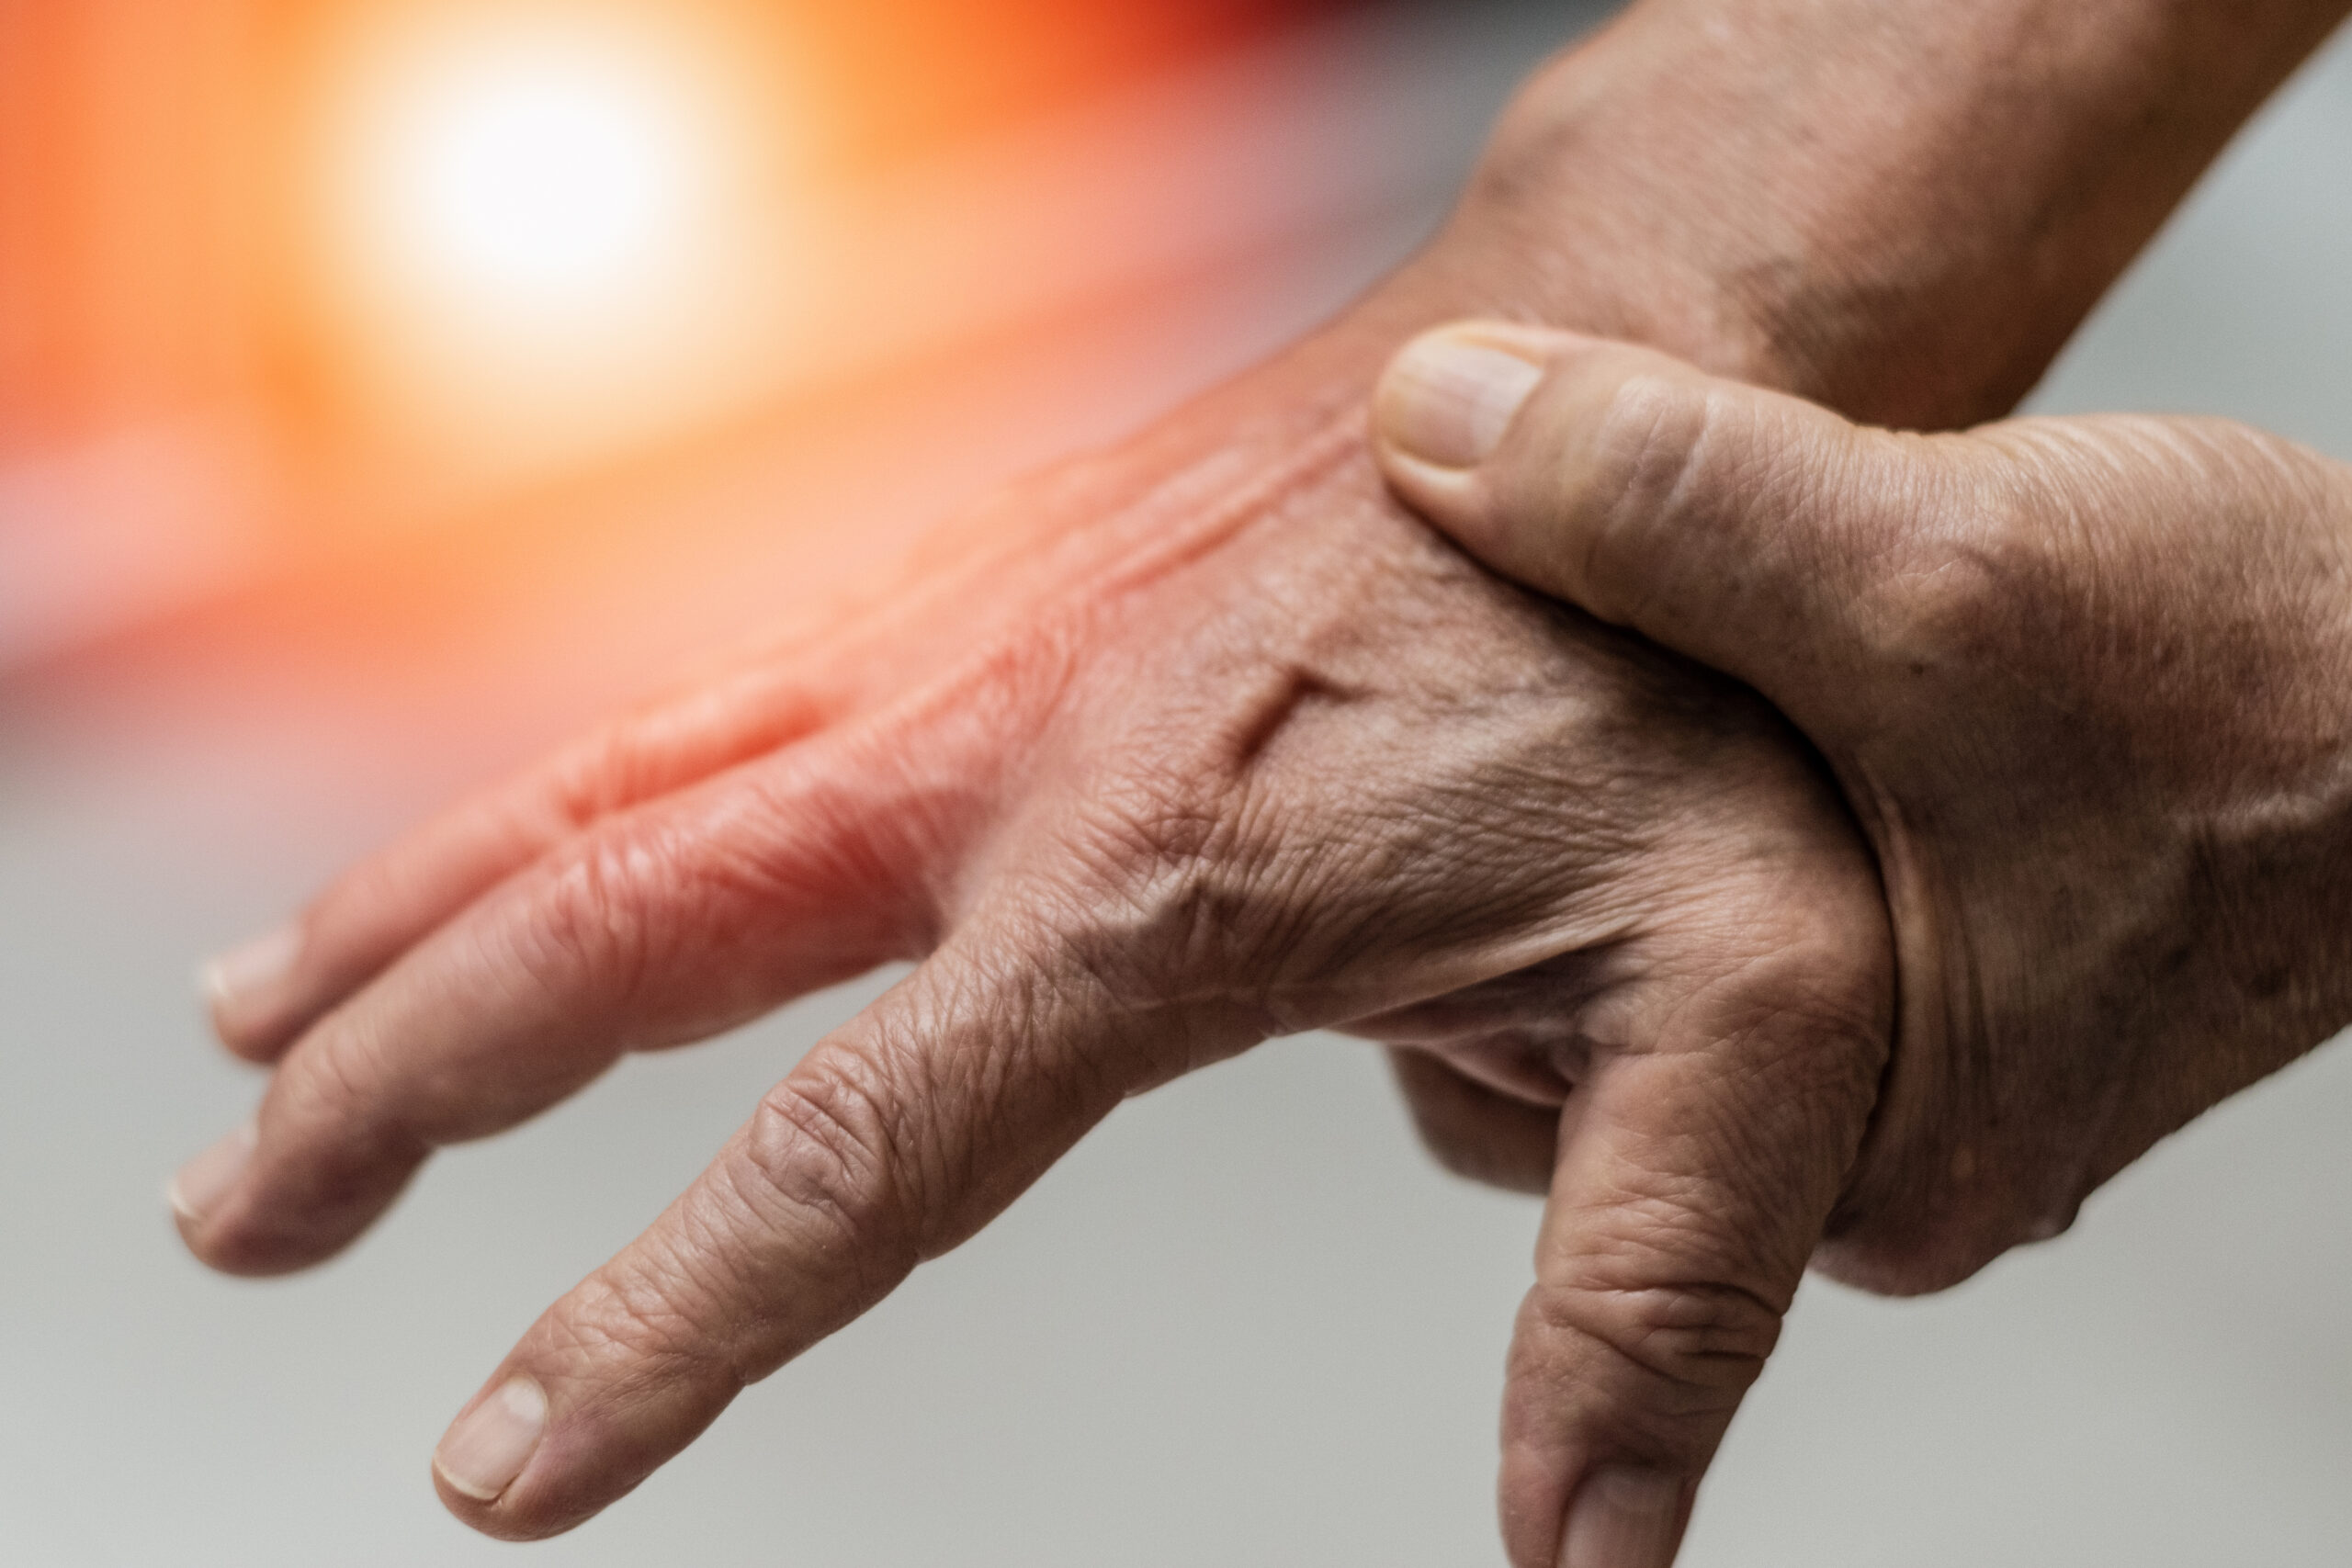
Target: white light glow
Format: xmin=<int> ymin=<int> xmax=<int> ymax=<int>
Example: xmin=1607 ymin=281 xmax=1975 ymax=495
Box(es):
xmin=318 ymin=5 xmax=811 ymax=481
xmin=381 ymin=43 xmax=699 ymax=314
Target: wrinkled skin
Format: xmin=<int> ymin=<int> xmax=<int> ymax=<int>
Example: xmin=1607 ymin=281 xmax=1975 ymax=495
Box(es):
xmin=168 ymin=0 xmax=2352 ymax=1563
xmin=184 ymin=321 xmax=1892 ymax=1560
xmin=1378 ymin=324 xmax=2352 ymax=1290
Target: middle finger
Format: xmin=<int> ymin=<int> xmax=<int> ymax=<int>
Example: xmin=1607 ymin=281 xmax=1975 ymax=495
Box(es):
xmin=174 ymin=714 xmax=969 ymax=1277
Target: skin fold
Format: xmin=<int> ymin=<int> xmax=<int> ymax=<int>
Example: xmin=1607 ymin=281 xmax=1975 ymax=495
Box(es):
xmin=170 ymin=1 xmax=2352 ymax=1564
xmin=1375 ymin=324 xmax=2352 ymax=1291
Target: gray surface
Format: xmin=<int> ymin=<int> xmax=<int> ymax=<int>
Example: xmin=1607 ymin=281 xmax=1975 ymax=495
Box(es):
xmin=5 ymin=14 xmax=2352 ymax=1568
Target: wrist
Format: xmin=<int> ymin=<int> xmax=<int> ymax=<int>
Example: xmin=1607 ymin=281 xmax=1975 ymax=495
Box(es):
xmin=1404 ymin=0 xmax=2352 ymax=429
xmin=1081 ymin=0 xmax=2349 ymax=547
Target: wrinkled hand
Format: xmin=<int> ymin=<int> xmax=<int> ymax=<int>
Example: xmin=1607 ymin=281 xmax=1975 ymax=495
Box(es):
xmin=1375 ymin=323 xmax=2352 ymax=1290
xmin=175 ymin=326 xmax=1889 ymax=1560
xmin=169 ymin=0 xmax=2345 ymax=1558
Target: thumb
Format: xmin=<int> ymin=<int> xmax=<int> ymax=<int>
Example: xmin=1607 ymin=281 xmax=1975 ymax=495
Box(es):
xmin=1373 ymin=322 xmax=1934 ymax=720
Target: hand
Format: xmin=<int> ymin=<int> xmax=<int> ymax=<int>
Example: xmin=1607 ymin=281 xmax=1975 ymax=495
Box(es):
xmin=170 ymin=0 xmax=2346 ymax=1561
xmin=1374 ymin=323 xmax=2352 ymax=1289
xmin=179 ymin=320 xmax=1893 ymax=1556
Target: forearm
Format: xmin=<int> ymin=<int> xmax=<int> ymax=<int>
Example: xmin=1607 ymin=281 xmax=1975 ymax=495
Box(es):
xmin=950 ymin=0 xmax=2347 ymax=705
xmin=1350 ymin=0 xmax=2352 ymax=427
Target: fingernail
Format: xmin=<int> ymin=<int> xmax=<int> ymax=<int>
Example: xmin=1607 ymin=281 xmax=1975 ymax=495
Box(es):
xmin=199 ymin=925 xmax=300 ymax=1018
xmin=166 ymin=1122 xmax=256 ymax=1224
xmin=1376 ymin=331 xmax=1544 ymax=468
xmin=1559 ymin=1466 xmax=1684 ymax=1568
xmin=435 ymin=1376 xmax=548 ymax=1502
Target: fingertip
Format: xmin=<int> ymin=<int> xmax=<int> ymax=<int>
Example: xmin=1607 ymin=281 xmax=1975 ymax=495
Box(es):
xmin=433 ymin=1471 xmax=582 ymax=1543
xmin=1373 ymin=326 xmax=1569 ymax=574
xmin=1374 ymin=323 xmax=1714 ymax=617
xmin=433 ymin=1371 xmax=628 ymax=1542
xmin=171 ymin=1124 xmax=429 ymax=1279
xmin=438 ymin=1269 xmax=762 ymax=1540
xmin=166 ymin=1120 xmax=255 ymax=1229
xmin=198 ymin=923 xmax=304 ymax=1060
xmin=1557 ymin=1465 xmax=1689 ymax=1568
xmin=167 ymin=1122 xmax=288 ymax=1276
xmin=1374 ymin=324 xmax=1552 ymax=470
xmin=435 ymin=1375 xmax=548 ymax=1506
xmin=1389 ymin=325 xmax=1882 ymax=706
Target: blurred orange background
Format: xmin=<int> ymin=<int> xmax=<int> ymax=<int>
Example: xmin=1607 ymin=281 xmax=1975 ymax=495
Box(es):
xmin=0 ymin=0 xmax=1596 ymax=868
xmin=0 ymin=0 xmax=1385 ymax=685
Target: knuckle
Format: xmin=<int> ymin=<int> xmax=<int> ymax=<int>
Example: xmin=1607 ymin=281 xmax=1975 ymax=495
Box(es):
xmin=1069 ymin=691 xmax=1447 ymax=1013
xmin=525 ymin=826 xmax=674 ymax=1007
xmin=1521 ymin=1273 xmax=1785 ymax=1403
xmin=274 ymin=1025 xmax=379 ymax=1129
xmin=1873 ymin=548 xmax=2007 ymax=669
xmin=545 ymin=722 xmax=652 ymax=829
xmin=1701 ymin=914 xmax=1893 ymax=1100
xmin=1820 ymin=1175 xmax=2084 ymax=1298
xmin=1049 ymin=769 xmax=1262 ymax=997
xmin=547 ymin=1269 xmax=743 ymax=1393
xmin=739 ymin=1056 xmax=910 ymax=1269
xmin=1815 ymin=1223 xmax=1995 ymax=1297
xmin=1860 ymin=466 xmax=2042 ymax=673
xmin=1579 ymin=366 xmax=1713 ymax=524
xmin=1093 ymin=808 xmax=1333 ymax=1021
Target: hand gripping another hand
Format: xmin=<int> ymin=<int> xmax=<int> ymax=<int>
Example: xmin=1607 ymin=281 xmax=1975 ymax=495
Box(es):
xmin=1376 ymin=322 xmax=2352 ymax=1293
xmin=168 ymin=1 xmax=2352 ymax=1562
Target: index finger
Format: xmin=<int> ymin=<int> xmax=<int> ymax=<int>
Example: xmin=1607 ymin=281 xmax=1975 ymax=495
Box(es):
xmin=424 ymin=921 xmax=1258 ymax=1539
